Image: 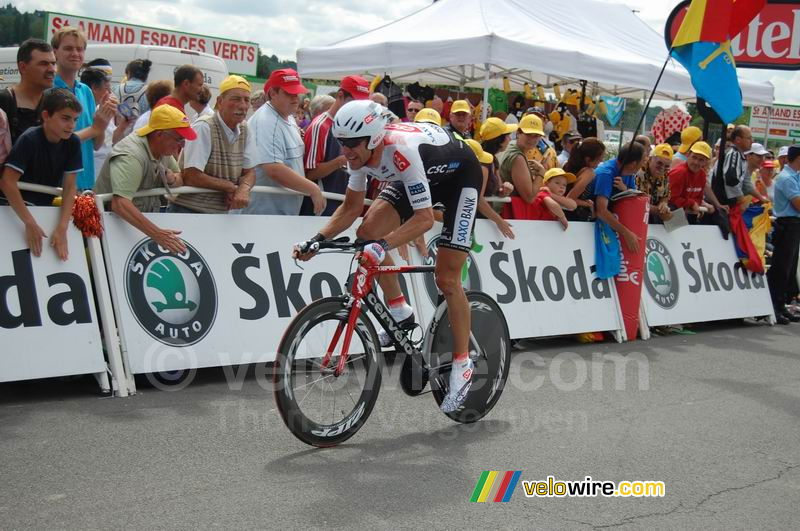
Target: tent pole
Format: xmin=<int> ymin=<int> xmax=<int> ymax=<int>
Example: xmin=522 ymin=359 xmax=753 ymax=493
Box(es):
xmin=481 ymin=63 xmax=490 ymax=122
xmin=633 ymin=52 xmax=672 ymax=138
xmin=642 ymin=90 xmax=648 ymax=136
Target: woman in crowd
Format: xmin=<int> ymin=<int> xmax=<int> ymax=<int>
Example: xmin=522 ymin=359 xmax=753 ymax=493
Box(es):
xmin=564 ymin=137 xmax=606 ymax=221
xmin=497 ymin=114 xmax=549 ymax=219
xmin=114 ymin=59 xmax=152 ymax=136
xmin=80 ymin=63 xmax=130 ymax=180
xmin=479 ymin=117 xmax=515 ymax=200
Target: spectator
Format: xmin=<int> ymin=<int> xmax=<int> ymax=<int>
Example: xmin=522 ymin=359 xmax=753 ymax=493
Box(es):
xmin=757 ymin=159 xmax=777 ymax=202
xmin=744 ymin=142 xmax=769 ymax=176
xmin=114 ymin=58 xmax=152 ymax=136
xmin=51 ymin=26 xmax=116 ymax=190
xmin=0 ymin=108 xmax=10 ymax=167
xmin=414 ymin=108 xmax=442 ymax=126
xmin=637 ymin=143 xmax=674 ymax=224
xmin=250 ymin=89 xmax=267 ymax=114
xmin=525 ymin=168 xmax=578 ymax=229
xmin=189 ymin=85 xmax=214 ymax=121
xmin=711 ymin=125 xmax=770 ymax=208
xmin=564 ymin=137 xmax=606 ymax=221
xmin=778 ymin=145 xmax=789 ymax=169
xmin=369 ymin=92 xmax=388 ymax=107
xmin=670 ymin=125 xmax=702 ymax=169
xmin=0 ymin=39 xmax=56 ymax=143
xmin=94 ymin=105 xmax=195 ymax=254
xmin=479 ymin=117 xmax=515 ymax=199
xmin=499 ymin=114 xmax=550 ymax=219
xmin=634 ymin=134 xmax=652 ymax=170
xmin=668 ymin=141 xmax=726 ymax=224
xmin=588 ymin=141 xmax=645 ymax=253
xmin=767 ymin=145 xmax=800 ymax=324
xmin=524 ymin=108 xmax=558 ymax=171
xmin=240 ymin=68 xmax=324 ymax=216
xmin=302 ymin=75 xmax=370 ymax=216
xmin=464 ymin=138 xmax=514 ymax=239
xmin=0 ymin=89 xmax=82 ymax=259
xmin=405 ymin=99 xmax=423 ymax=122
xmin=430 ymin=95 xmax=444 ymax=117
xmin=80 ymin=66 xmax=129 ymax=181
xmin=557 ymin=131 xmax=581 ymax=167
xmin=133 ymin=80 xmax=175 ymax=131
xmin=309 ymin=94 xmax=335 ymax=118
xmin=446 ymin=99 xmax=472 ymax=139
xmin=167 ymin=75 xmax=256 ymax=214
xmin=134 ymin=65 xmax=204 ymax=132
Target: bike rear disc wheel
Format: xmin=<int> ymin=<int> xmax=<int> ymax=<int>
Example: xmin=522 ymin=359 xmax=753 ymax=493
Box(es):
xmin=274 ymin=297 xmax=382 ymax=447
xmin=430 ymin=291 xmax=511 ymax=423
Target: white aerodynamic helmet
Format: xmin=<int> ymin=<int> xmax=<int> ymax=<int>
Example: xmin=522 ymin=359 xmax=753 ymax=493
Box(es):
xmin=333 ymin=100 xmax=389 ymax=149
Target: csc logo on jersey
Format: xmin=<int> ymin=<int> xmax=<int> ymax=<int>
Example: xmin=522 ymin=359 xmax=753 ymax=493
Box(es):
xmin=426 ymin=162 xmax=461 ymax=175
xmin=393 ymin=151 xmax=411 ymax=172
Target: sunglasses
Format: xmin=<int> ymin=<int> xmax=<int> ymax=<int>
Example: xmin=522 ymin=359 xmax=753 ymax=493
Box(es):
xmin=337 ymin=137 xmax=367 ymax=149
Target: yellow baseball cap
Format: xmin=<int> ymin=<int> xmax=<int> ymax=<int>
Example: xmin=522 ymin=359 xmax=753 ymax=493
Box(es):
xmin=543 ymin=167 xmax=576 ymax=184
xmin=518 ymin=114 xmax=545 ymax=136
xmin=450 ymin=99 xmax=470 ymax=114
xmin=465 ymin=139 xmax=493 ymax=164
xmin=414 ymin=108 xmax=442 ymax=126
xmin=689 ymin=141 xmax=712 ymax=159
xmin=480 ymin=117 xmax=517 ymax=141
xmin=136 ymin=105 xmax=197 ymax=140
xmin=652 ymin=143 xmax=674 ymax=159
xmin=679 ymin=126 xmax=702 ymax=154
xmin=219 ymin=75 xmax=251 ymax=95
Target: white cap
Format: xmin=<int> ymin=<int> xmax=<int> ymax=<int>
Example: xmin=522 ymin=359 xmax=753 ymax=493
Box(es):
xmin=744 ymin=142 xmax=769 ymax=156
xmin=778 ymin=145 xmax=789 ymax=157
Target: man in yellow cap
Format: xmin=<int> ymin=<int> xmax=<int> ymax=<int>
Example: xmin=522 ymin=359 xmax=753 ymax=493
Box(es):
xmin=670 ymin=125 xmax=701 ymax=170
xmin=668 ymin=141 xmax=727 ymax=224
xmin=94 ymin=105 xmax=196 ymax=254
xmin=168 ymin=74 xmax=256 ymax=214
xmin=446 ymin=99 xmax=472 ymax=139
xmin=637 ymin=143 xmax=674 ymax=223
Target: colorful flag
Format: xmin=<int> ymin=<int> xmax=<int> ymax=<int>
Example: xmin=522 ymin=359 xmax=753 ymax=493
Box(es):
xmin=470 ymin=471 xmax=522 ymax=502
xmin=670 ymin=0 xmax=766 ymax=123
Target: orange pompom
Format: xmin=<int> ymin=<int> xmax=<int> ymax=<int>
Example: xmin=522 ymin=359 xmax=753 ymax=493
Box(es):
xmin=72 ymin=193 xmax=103 ymax=238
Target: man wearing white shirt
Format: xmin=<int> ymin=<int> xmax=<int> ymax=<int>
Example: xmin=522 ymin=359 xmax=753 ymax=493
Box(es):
xmin=167 ymin=75 xmax=257 ymax=213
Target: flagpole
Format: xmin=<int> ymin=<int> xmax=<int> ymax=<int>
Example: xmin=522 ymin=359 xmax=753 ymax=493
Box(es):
xmin=633 ymin=52 xmax=672 ymax=139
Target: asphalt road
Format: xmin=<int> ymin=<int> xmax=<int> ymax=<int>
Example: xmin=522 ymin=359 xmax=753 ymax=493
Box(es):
xmin=1 ymin=321 xmax=799 ymax=529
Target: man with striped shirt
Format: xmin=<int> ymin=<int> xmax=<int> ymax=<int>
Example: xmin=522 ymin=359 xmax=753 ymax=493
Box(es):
xmin=301 ymin=75 xmax=370 ymax=216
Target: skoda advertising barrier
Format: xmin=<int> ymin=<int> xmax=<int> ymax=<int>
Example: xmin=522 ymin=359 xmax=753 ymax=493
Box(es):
xmin=409 ymin=220 xmax=625 ymax=339
xmin=641 ymin=225 xmax=774 ymax=326
xmin=0 ymin=207 xmax=106 ymax=382
xmin=101 ymin=213 xmax=427 ymax=373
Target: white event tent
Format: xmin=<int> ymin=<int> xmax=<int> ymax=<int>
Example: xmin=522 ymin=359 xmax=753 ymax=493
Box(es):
xmin=297 ymin=0 xmax=774 ymax=110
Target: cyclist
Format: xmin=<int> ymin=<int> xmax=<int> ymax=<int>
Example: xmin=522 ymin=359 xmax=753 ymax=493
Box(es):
xmin=293 ymin=99 xmax=481 ymax=413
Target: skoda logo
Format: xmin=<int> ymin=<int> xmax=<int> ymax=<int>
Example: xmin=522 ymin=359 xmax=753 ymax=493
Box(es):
xmin=644 ymin=238 xmax=679 ymax=309
xmin=423 ymin=235 xmax=481 ymax=305
xmin=125 ymin=239 xmax=217 ymax=346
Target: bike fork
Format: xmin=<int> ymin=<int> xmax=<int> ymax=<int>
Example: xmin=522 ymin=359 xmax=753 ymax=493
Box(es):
xmin=320 ymin=300 xmax=363 ymax=377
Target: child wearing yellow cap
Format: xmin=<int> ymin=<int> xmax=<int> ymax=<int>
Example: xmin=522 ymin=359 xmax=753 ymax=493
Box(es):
xmin=523 ymin=168 xmax=578 ymax=229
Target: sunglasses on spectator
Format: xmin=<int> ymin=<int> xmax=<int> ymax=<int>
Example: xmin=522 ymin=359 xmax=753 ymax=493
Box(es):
xmin=337 ymin=137 xmax=367 ymax=149
xmin=652 ymin=160 xmax=668 ymax=168
xmin=162 ymin=131 xmax=186 ymax=146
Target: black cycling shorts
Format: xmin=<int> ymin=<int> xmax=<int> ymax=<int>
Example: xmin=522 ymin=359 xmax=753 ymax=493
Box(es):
xmin=376 ymin=152 xmax=482 ymax=253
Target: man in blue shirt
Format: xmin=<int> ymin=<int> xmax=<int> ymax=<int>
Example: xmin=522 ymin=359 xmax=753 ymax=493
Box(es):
xmin=588 ymin=141 xmax=645 ymax=253
xmin=51 ymin=26 xmax=116 ymax=190
xmin=768 ymin=145 xmax=800 ymax=324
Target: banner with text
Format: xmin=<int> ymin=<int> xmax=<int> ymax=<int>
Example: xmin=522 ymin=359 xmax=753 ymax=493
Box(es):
xmin=749 ymin=104 xmax=800 ymax=141
xmin=641 ymin=225 xmax=774 ymax=326
xmin=46 ymin=12 xmax=258 ymax=75
xmin=1 ymin=207 xmax=106 ymax=382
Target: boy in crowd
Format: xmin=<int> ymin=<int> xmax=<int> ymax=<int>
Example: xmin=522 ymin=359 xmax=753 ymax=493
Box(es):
xmin=528 ymin=167 xmax=578 ymax=229
xmin=0 ymin=89 xmax=83 ymax=260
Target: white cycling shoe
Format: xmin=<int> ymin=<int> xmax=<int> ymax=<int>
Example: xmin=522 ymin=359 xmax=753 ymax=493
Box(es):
xmin=440 ymin=357 xmax=474 ymax=413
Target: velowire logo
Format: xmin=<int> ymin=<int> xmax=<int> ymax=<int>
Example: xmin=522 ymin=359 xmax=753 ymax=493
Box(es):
xmin=644 ymin=238 xmax=679 ymax=309
xmin=125 ymin=239 xmax=217 ymax=346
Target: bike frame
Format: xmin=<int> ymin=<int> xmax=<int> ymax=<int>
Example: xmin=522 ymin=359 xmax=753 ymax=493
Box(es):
xmin=320 ymin=262 xmax=436 ymax=377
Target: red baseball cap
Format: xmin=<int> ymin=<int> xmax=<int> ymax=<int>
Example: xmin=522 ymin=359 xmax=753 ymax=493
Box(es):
xmin=264 ymin=68 xmax=308 ymax=95
xmin=340 ymin=75 xmax=370 ymax=100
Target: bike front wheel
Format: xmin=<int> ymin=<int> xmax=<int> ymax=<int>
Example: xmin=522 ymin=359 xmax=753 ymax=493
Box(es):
xmin=274 ymin=297 xmax=382 ymax=447
xmin=429 ymin=291 xmax=511 ymax=423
